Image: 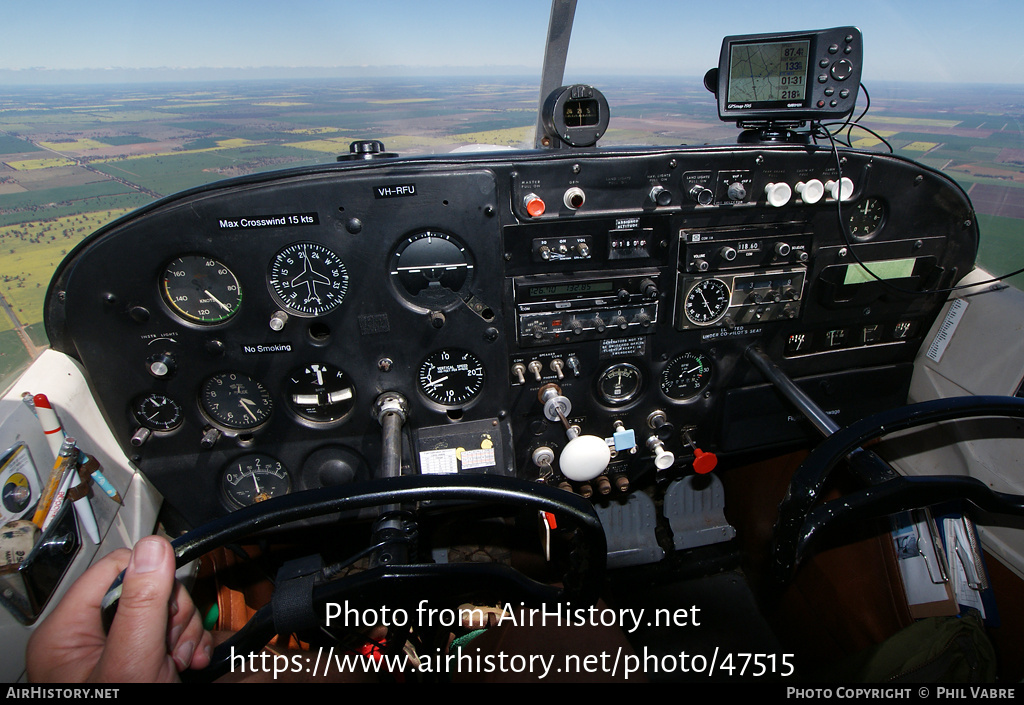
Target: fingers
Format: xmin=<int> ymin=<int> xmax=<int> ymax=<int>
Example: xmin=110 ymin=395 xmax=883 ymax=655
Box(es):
xmin=93 ymin=535 xmax=180 ymax=682
xmin=167 ymin=580 xmax=213 ymax=671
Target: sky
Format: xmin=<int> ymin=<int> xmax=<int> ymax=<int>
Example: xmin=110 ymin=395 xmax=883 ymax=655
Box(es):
xmin=3 ymin=0 xmax=1023 ymax=85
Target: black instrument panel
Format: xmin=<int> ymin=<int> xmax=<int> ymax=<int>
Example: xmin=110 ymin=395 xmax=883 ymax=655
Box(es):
xmin=45 ymin=145 xmax=978 ymax=526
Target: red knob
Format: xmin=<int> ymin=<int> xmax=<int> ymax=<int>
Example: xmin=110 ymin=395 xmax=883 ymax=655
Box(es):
xmin=692 ymin=448 xmax=717 ymax=474
xmin=524 ymin=193 xmax=546 ymax=217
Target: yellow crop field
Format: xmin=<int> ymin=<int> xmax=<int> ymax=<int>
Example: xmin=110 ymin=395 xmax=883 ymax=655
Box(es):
xmin=0 ymin=210 xmax=131 ymax=328
xmin=5 ymin=157 xmax=77 ymax=170
xmin=904 ymin=141 xmax=939 ymax=151
xmin=38 ymin=139 xmax=108 ymax=151
xmin=91 ymin=138 xmax=261 ymax=163
xmin=867 ymin=116 xmax=961 ymax=128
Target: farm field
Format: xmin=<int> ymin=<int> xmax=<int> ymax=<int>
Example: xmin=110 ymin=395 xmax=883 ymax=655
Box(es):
xmin=1 ymin=77 xmax=1023 ymax=389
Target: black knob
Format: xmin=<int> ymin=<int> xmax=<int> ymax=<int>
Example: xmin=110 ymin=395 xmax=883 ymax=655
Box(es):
xmin=640 ymin=278 xmax=659 ymax=299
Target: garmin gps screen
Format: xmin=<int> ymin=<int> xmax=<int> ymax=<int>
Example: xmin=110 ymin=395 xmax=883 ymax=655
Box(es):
xmin=726 ymin=39 xmax=811 ymax=109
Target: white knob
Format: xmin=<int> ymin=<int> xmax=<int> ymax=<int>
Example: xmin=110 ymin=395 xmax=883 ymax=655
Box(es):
xmin=764 ymin=182 xmax=792 ymax=207
xmin=559 ymin=435 xmax=611 ymax=482
xmin=795 ymin=179 xmax=825 ymax=204
xmin=825 ymin=177 xmax=854 ymax=201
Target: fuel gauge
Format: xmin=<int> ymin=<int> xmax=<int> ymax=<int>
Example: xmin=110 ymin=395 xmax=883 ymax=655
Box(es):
xmin=221 ymin=454 xmax=291 ymax=509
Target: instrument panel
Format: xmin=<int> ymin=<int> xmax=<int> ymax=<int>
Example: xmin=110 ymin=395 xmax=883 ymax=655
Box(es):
xmin=45 ymin=145 xmax=978 ymax=527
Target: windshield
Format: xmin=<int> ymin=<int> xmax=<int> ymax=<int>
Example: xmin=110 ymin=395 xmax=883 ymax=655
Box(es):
xmin=2 ymin=0 xmax=1023 ymax=390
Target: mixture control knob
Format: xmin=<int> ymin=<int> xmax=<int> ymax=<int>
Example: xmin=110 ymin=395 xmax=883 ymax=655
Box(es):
xmin=649 ymin=185 xmax=673 ymax=206
xmin=727 ymin=182 xmax=747 ymax=201
xmin=796 ymin=179 xmax=825 ymax=204
xmin=764 ymin=182 xmax=792 ymax=207
xmin=825 ymin=177 xmax=854 ymax=202
xmin=688 ymin=185 xmax=714 ymax=206
xmin=720 ymin=246 xmax=738 ymax=262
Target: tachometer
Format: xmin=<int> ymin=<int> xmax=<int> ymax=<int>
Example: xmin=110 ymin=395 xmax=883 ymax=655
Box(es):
xmin=161 ymin=255 xmax=242 ymax=325
xmin=221 ymin=454 xmax=291 ymax=509
xmin=200 ymin=372 xmax=273 ymax=431
xmin=661 ymin=351 xmax=713 ymax=400
xmin=418 ymin=349 xmax=485 ymax=406
xmin=269 ymin=242 xmax=348 ymax=316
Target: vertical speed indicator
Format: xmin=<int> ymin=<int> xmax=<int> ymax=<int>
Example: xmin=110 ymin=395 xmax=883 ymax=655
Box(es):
xmin=418 ymin=349 xmax=485 ymax=406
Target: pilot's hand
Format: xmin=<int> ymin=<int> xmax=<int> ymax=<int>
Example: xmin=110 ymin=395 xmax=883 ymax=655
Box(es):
xmin=26 ymin=535 xmax=213 ymax=683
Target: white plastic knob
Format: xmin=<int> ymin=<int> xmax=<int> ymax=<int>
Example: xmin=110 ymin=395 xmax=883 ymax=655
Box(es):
xmin=559 ymin=435 xmax=611 ymax=482
xmin=795 ymin=179 xmax=825 ymax=204
xmin=825 ymin=177 xmax=854 ymax=202
xmin=764 ymin=182 xmax=792 ymax=207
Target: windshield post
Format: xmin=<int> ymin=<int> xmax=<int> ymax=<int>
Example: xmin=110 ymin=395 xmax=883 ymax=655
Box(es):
xmin=534 ymin=0 xmax=578 ymax=149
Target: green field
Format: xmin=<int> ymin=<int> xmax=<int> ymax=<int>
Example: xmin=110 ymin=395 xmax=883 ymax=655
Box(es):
xmin=976 ymin=214 xmax=1024 ymax=291
xmin=0 ymin=134 xmax=41 ymax=155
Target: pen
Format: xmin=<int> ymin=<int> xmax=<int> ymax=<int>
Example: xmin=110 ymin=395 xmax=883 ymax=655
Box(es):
xmin=32 ymin=437 xmax=77 ymax=530
xmin=79 ymin=452 xmax=123 ymax=505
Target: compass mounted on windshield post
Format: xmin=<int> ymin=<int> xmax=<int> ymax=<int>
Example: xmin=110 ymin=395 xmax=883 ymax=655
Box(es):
xmin=540 ymin=84 xmax=610 ymax=149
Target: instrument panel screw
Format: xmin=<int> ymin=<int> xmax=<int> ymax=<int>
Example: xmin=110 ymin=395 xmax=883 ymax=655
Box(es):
xmin=378 ymin=358 xmax=393 ymax=372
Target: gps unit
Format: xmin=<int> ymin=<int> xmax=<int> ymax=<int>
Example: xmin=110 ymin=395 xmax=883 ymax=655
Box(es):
xmin=707 ymin=27 xmax=862 ymax=125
